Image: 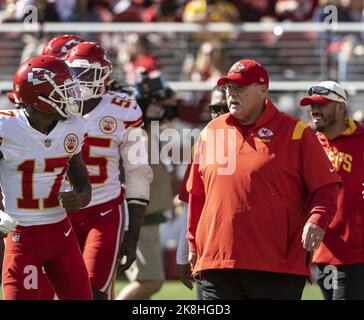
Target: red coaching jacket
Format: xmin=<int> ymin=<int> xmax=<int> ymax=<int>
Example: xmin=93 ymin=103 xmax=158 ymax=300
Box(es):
xmin=187 ymin=99 xmax=341 ymax=276
xmin=313 ymin=119 xmax=364 ymax=266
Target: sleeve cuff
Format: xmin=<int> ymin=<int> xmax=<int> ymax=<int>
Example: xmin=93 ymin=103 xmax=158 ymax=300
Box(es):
xmin=308 ymin=212 xmax=330 ymax=230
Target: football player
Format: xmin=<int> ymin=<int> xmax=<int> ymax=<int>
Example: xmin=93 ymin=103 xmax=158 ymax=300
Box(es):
xmin=63 ymin=42 xmax=153 ymax=300
xmin=6 ymin=35 xmax=84 ymax=107
xmin=42 ymin=34 xmax=84 ymax=59
xmin=0 ymin=55 xmax=92 ymax=300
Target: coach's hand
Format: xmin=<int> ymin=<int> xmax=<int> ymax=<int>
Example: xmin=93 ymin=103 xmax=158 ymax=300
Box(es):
xmin=302 ymin=222 xmax=325 ymax=251
xmin=58 ymin=191 xmax=82 ymax=212
xmin=177 ymin=263 xmax=194 ymax=290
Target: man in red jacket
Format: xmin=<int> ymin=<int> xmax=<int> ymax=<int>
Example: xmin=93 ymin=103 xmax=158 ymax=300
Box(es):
xmin=187 ymin=59 xmax=342 ymax=300
xmin=300 ymin=81 xmax=364 ymax=300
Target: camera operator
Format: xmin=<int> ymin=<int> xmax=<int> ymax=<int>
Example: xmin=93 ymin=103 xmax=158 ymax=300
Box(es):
xmin=117 ymin=72 xmax=179 ymax=300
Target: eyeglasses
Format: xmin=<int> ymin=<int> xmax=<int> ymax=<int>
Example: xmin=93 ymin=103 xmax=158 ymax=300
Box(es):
xmin=208 ymin=104 xmax=229 ymax=115
xmin=308 ymin=86 xmax=346 ymax=100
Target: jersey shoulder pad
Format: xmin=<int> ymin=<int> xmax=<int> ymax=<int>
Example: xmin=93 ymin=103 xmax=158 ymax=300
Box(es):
xmin=0 ymin=110 xmax=18 ymax=132
xmin=61 ymin=115 xmax=86 ymax=135
xmin=105 ymin=92 xmax=143 ymax=127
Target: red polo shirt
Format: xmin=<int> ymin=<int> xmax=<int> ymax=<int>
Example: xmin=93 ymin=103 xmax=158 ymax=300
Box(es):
xmin=313 ymin=119 xmax=364 ymax=266
xmin=187 ymin=99 xmax=341 ymax=276
xmin=179 ymin=163 xmax=191 ymax=203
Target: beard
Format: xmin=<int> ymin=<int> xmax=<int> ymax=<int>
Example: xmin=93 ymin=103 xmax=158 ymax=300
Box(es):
xmin=313 ymin=113 xmax=336 ymax=132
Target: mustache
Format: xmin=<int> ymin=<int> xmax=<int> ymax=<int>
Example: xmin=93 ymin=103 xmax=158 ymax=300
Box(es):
xmin=311 ymin=112 xmax=323 ymax=117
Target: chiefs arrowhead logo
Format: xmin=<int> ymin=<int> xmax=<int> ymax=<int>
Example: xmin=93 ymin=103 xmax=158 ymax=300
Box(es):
xmin=100 ymin=116 xmax=117 ymax=134
xmin=257 ymin=127 xmax=274 ymax=138
xmin=64 ymin=133 xmax=79 ymax=153
xmin=61 ymin=39 xmax=81 ymax=53
xmin=229 ymin=62 xmax=245 ymax=74
xmin=27 ymin=68 xmax=55 ymax=86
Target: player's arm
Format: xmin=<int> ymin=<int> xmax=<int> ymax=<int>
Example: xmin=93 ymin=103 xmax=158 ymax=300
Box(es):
xmin=0 ymin=150 xmax=17 ymax=237
xmin=60 ymin=152 xmax=92 ymax=212
xmin=119 ymin=127 xmax=153 ymax=272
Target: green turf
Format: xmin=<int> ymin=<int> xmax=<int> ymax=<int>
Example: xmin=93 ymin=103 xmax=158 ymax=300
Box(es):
xmin=115 ymin=280 xmax=197 ymax=300
xmin=115 ymin=280 xmax=323 ymax=300
xmin=0 ymin=281 xmax=323 ymax=300
xmin=302 ymin=283 xmax=323 ymax=300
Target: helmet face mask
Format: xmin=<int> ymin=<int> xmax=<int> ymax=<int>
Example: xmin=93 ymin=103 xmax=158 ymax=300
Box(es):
xmin=64 ymin=42 xmax=113 ymax=101
xmin=13 ymin=55 xmax=84 ymax=118
xmin=70 ymin=63 xmax=111 ymax=100
xmin=39 ymin=74 xmax=84 ymax=118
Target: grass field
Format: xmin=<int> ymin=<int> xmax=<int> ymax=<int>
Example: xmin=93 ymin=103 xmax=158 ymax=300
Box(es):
xmin=115 ymin=281 xmax=324 ymax=300
xmin=0 ymin=281 xmax=324 ymax=300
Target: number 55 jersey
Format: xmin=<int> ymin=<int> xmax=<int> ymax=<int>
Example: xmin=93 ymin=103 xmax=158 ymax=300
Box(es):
xmin=81 ymin=91 xmax=152 ymax=207
xmin=0 ymin=109 xmax=86 ymax=226
xmin=66 ymin=91 xmax=153 ymax=296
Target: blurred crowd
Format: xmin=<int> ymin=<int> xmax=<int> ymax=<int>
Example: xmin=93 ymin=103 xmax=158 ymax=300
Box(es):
xmin=0 ymin=0 xmax=364 ymax=24
xmin=1 ymin=1 xmax=364 ymax=122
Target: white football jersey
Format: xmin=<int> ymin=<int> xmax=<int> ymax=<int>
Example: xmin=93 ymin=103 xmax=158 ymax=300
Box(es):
xmin=0 ymin=109 xmax=86 ymax=226
xmin=81 ymin=92 xmax=150 ymax=207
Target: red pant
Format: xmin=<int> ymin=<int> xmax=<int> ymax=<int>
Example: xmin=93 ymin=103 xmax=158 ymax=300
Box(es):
xmin=2 ymin=218 xmax=92 ymax=300
xmin=69 ymin=193 xmax=125 ymax=297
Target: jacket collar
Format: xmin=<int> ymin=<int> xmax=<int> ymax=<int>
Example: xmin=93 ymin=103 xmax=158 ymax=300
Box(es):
xmin=340 ymin=118 xmax=357 ymax=136
xmin=226 ymin=98 xmax=278 ymax=130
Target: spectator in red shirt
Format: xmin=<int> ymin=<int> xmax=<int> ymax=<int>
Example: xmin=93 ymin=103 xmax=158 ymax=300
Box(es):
xmin=178 ymin=41 xmax=226 ymax=124
xmin=233 ymin=0 xmax=277 ymax=22
xmin=117 ymin=33 xmax=161 ymax=85
xmin=187 ymin=59 xmax=342 ymax=300
xmin=300 ymin=81 xmax=364 ymax=300
xmin=112 ymin=0 xmax=151 ymax=22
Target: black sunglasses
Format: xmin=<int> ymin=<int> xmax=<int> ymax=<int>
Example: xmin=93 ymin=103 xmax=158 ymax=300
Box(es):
xmin=208 ymin=104 xmax=229 ymax=115
xmin=308 ymin=86 xmax=346 ymax=100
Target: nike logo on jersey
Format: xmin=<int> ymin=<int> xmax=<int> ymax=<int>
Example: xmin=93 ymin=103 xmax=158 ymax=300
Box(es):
xmin=330 ymin=168 xmax=336 ymax=172
xmin=64 ymin=228 xmax=72 ymax=237
xmin=100 ymin=209 xmax=113 ymax=217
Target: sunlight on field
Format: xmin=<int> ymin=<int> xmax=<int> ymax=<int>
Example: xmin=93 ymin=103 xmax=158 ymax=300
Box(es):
xmin=0 ymin=281 xmax=322 ymax=300
xmin=115 ymin=281 xmax=323 ymax=300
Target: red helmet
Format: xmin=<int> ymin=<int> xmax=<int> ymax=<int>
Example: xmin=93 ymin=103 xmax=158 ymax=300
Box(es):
xmin=13 ymin=55 xmax=83 ymax=118
xmin=42 ymin=34 xmax=84 ymax=59
xmin=6 ymin=91 xmax=20 ymax=104
xmin=65 ymin=41 xmax=112 ymax=100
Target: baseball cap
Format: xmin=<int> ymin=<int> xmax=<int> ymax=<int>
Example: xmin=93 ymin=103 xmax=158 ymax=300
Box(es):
xmin=300 ymin=81 xmax=347 ymax=106
xmin=217 ymin=59 xmax=269 ymax=88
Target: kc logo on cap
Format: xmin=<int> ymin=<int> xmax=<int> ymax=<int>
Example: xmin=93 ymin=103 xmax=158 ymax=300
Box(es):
xmin=229 ymin=62 xmax=246 ymax=74
xmin=217 ymin=59 xmax=269 ymax=88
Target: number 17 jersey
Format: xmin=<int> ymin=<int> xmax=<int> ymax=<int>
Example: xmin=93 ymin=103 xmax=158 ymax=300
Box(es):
xmin=0 ymin=109 xmax=86 ymax=226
